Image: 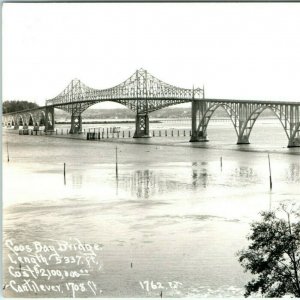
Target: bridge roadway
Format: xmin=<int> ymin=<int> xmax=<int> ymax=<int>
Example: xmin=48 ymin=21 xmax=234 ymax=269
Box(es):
xmin=2 ymin=69 xmax=300 ymax=147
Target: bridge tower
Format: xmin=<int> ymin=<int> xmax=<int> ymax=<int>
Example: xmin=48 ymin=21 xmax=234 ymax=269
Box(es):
xmin=133 ymin=69 xmax=151 ymax=138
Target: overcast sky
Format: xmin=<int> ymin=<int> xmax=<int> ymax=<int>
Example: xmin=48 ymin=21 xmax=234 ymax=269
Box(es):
xmin=3 ymin=3 xmax=300 ymax=108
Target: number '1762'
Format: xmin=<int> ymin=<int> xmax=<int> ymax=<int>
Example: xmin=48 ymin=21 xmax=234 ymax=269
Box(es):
xmin=139 ymin=280 xmax=182 ymax=292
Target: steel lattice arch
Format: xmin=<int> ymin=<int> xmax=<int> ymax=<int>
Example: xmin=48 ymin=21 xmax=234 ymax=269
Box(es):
xmin=2 ymin=68 xmax=300 ymax=147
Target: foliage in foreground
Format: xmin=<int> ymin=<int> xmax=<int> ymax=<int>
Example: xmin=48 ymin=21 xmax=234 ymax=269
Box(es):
xmin=238 ymin=206 xmax=300 ymax=297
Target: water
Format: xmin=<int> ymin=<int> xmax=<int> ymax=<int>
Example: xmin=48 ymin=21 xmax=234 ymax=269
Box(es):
xmin=2 ymin=120 xmax=300 ymax=297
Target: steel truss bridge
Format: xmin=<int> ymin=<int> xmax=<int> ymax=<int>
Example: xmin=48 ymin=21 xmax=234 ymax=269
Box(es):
xmin=3 ymin=68 xmax=300 ymax=147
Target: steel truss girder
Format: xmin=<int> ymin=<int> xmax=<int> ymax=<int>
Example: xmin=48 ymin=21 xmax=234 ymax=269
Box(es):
xmin=54 ymin=98 xmax=193 ymax=115
xmin=45 ymin=69 xmax=204 ymax=113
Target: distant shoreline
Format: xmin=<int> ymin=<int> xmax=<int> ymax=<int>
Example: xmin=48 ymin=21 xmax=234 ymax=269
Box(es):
xmin=55 ymin=120 xmax=162 ymax=124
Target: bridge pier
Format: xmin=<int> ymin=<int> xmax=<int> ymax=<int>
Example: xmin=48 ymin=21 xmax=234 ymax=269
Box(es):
xmin=288 ymin=137 xmax=300 ymax=147
xmin=133 ymin=114 xmax=151 ymax=138
xmin=45 ymin=106 xmax=55 ymax=132
xmin=190 ymin=100 xmax=209 ymax=142
xmin=70 ymin=114 xmax=82 ymax=134
xmin=288 ymin=122 xmax=300 ymax=147
xmin=237 ymin=135 xmax=250 ymax=145
xmin=287 ymin=107 xmax=300 ymax=147
xmin=190 ymin=130 xmax=209 ymax=142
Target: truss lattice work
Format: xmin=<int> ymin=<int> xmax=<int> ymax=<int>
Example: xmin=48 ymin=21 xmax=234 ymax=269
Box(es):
xmin=46 ymin=68 xmax=204 ymax=115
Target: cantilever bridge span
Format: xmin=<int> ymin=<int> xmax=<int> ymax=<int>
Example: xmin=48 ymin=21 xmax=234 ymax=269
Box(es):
xmin=3 ymin=69 xmax=300 ymax=147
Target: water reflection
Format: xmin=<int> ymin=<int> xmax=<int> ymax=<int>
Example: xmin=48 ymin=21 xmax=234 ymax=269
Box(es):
xmin=286 ymin=163 xmax=300 ymax=183
xmin=71 ymin=174 xmax=83 ymax=188
xmin=118 ymin=164 xmax=212 ymax=199
xmin=231 ymin=166 xmax=259 ymax=184
xmin=192 ymin=169 xmax=209 ymax=188
xmin=114 ymin=163 xmax=271 ymax=200
xmin=121 ymin=170 xmax=159 ymax=199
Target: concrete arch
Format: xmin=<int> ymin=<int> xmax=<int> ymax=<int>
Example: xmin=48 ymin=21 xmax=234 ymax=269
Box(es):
xmin=2 ymin=116 xmax=8 ymax=126
xmin=39 ymin=111 xmax=46 ymax=126
xmin=23 ymin=114 xmax=29 ymax=126
xmin=17 ymin=115 xmax=24 ymax=126
xmin=2 ymin=116 xmax=6 ymax=125
xmin=28 ymin=113 xmax=35 ymax=126
xmin=239 ymin=105 xmax=290 ymax=142
xmin=196 ymin=102 xmax=239 ymax=138
xmin=32 ymin=110 xmax=45 ymax=126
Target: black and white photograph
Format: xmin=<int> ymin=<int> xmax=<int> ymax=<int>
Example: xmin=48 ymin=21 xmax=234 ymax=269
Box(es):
xmin=2 ymin=2 xmax=300 ymax=298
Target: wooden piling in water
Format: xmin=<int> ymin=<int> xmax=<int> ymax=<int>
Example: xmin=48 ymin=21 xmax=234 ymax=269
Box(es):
xmin=115 ymin=146 xmax=118 ymax=177
xmin=268 ymin=154 xmax=272 ymax=190
xmin=64 ymin=163 xmax=66 ymax=185
xmin=7 ymin=142 xmax=9 ymax=162
xmin=220 ymin=157 xmax=223 ymax=170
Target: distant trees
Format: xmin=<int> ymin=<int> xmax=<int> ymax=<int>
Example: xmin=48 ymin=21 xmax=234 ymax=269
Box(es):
xmin=3 ymin=101 xmax=39 ymax=114
xmin=238 ymin=206 xmax=300 ymax=297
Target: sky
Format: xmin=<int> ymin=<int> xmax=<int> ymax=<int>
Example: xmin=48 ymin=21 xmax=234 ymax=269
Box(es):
xmin=3 ymin=3 xmax=300 ymax=108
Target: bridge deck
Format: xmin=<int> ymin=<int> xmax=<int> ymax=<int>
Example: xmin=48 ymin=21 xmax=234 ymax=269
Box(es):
xmin=3 ymin=98 xmax=300 ymax=116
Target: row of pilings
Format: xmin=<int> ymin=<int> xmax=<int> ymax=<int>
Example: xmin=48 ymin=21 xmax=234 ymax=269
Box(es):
xmin=17 ymin=127 xmax=193 ymax=139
